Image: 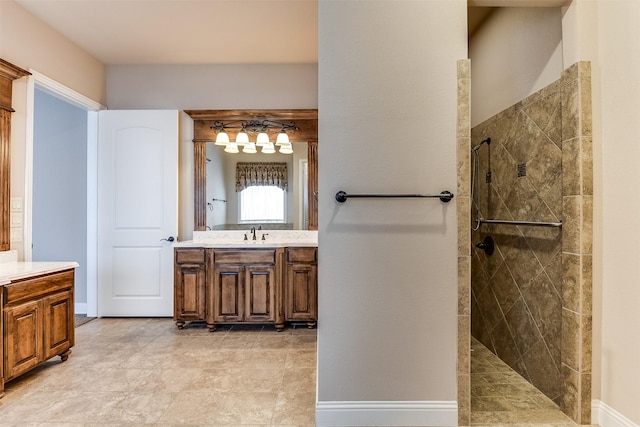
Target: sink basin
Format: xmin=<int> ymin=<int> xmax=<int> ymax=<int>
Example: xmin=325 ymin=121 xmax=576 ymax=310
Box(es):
xmin=216 ymin=240 xmax=279 ymax=246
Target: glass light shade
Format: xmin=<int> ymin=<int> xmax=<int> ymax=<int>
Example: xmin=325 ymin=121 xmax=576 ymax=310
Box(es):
xmin=242 ymin=142 xmax=257 ymax=153
xmin=279 ymin=142 xmax=293 ymax=154
xmin=256 ymin=132 xmax=270 ymax=146
xmin=261 ymin=142 xmax=276 ymax=154
xmin=275 ymin=131 xmax=289 ymax=146
xmin=224 ymin=142 xmax=239 ymax=153
xmin=236 ymin=131 xmax=249 ymax=144
xmin=215 ymin=131 xmax=229 ymax=145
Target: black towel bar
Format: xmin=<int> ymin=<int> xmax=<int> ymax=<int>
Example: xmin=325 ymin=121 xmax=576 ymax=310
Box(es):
xmin=335 ymin=190 xmax=454 ymax=203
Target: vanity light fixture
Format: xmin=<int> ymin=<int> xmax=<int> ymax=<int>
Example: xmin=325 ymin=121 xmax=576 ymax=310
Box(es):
xmin=242 ymin=142 xmax=257 ymax=154
xmin=275 ymin=131 xmax=290 ymax=146
xmin=211 ymin=120 xmax=298 ymax=154
xmin=224 ymin=142 xmax=239 ymax=153
xmin=256 ymin=132 xmax=270 ymax=146
xmin=214 ymin=131 xmax=229 ymax=145
xmin=279 ymin=142 xmax=294 ymax=154
xmin=236 ymin=129 xmax=249 ymax=144
xmin=261 ymin=142 xmax=276 ymax=154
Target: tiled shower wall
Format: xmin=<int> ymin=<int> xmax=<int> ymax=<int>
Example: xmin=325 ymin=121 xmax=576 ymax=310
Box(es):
xmin=456 ymin=59 xmax=471 ymax=427
xmin=467 ymin=62 xmax=592 ymax=423
xmin=470 ymin=76 xmax=564 ymax=402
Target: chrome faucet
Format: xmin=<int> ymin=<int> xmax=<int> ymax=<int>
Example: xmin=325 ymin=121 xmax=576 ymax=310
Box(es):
xmin=250 ymin=226 xmax=257 ymax=240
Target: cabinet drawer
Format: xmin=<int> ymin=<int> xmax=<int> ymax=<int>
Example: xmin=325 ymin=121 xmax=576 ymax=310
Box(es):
xmin=4 ymin=270 xmax=74 ymax=306
xmin=214 ymin=250 xmax=275 ymax=264
xmin=176 ymin=248 xmax=206 ymax=264
xmin=287 ymin=247 xmax=317 ymax=263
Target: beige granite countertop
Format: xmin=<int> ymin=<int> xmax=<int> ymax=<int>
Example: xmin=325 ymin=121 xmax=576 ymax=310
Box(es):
xmin=0 ymin=250 xmax=78 ymax=283
xmin=175 ymin=230 xmax=318 ymax=249
xmin=175 ymin=240 xmax=318 ymax=248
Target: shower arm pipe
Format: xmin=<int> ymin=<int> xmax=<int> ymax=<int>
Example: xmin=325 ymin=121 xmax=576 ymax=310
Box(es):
xmin=335 ymin=190 xmax=454 ymax=203
xmin=477 ymin=218 xmax=562 ymax=228
xmin=472 ymin=137 xmax=491 ymax=152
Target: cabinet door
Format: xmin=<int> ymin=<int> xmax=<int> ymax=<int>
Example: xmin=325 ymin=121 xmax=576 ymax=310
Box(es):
xmin=175 ymin=263 xmax=206 ymax=321
xmin=286 ymin=263 xmax=318 ymax=321
xmin=4 ymin=300 xmax=43 ymax=380
xmin=43 ymin=290 xmax=74 ymax=360
xmin=213 ymin=266 xmax=244 ymax=322
xmin=244 ymin=265 xmax=276 ymax=322
xmin=1 ymin=290 xmax=3 ymax=394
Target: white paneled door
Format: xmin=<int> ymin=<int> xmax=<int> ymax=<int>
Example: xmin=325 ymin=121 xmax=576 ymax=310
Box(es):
xmin=97 ymin=110 xmax=178 ymax=316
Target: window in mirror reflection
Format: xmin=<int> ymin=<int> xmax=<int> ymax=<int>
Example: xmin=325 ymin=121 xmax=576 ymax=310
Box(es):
xmin=239 ymin=186 xmax=286 ymax=223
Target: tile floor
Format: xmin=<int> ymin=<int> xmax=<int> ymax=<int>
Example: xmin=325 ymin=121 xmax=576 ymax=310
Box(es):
xmin=0 ymin=318 xmax=316 ymax=426
xmin=470 ymin=337 xmax=597 ymax=427
xmin=0 ymin=319 xmax=597 ymax=426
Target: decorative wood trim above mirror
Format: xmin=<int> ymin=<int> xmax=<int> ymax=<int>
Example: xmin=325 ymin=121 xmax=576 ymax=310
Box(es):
xmin=185 ymin=109 xmax=318 ymax=231
xmin=0 ymin=59 xmax=30 ymax=252
xmin=0 ymin=59 xmax=30 ymax=112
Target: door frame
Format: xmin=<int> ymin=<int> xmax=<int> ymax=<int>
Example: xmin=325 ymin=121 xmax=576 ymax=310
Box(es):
xmin=24 ymin=70 xmax=105 ymax=317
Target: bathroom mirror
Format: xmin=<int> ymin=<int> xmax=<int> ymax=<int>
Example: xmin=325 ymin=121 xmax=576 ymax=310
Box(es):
xmin=186 ymin=109 xmax=318 ymax=232
xmin=205 ymin=142 xmax=309 ymax=230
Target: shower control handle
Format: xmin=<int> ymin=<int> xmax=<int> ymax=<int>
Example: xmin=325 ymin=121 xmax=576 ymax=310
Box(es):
xmin=475 ymin=236 xmax=494 ymax=256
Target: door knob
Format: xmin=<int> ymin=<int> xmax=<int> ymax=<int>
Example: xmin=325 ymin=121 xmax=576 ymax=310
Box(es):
xmin=161 ymin=236 xmax=175 ymax=242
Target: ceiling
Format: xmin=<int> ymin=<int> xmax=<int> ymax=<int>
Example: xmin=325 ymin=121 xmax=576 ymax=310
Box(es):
xmin=13 ymin=0 xmax=565 ymax=65
xmin=14 ymin=0 xmax=319 ymax=65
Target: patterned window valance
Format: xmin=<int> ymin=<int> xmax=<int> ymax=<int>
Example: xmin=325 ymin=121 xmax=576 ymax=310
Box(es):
xmin=236 ymin=162 xmax=288 ymax=192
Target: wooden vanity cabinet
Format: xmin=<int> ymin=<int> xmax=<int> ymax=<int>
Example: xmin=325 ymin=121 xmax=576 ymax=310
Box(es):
xmin=174 ymin=248 xmax=209 ymax=329
xmin=2 ymin=269 xmax=74 ymax=382
xmin=285 ymin=247 xmax=318 ymax=328
xmin=174 ymin=245 xmax=317 ymax=331
xmin=212 ymin=249 xmax=283 ymax=330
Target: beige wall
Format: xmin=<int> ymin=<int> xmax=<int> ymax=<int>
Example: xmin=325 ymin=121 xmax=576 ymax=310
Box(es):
xmin=317 ymin=0 xmax=466 ymax=424
xmin=470 ymin=7 xmax=563 ymax=126
xmin=563 ymin=0 xmax=640 ymax=424
xmin=1 ymin=0 xmax=105 ymax=258
xmin=106 ymin=64 xmax=317 ymax=110
xmin=0 ymin=1 xmax=106 ymax=105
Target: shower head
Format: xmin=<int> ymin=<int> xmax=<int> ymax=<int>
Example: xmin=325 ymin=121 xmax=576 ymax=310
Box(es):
xmin=471 ymin=137 xmax=491 ymax=152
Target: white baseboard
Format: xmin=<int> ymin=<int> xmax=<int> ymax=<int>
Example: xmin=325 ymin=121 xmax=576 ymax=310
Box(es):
xmin=75 ymin=302 xmax=87 ymax=315
xmin=593 ymin=400 xmax=639 ymax=427
xmin=315 ymin=400 xmax=458 ymax=426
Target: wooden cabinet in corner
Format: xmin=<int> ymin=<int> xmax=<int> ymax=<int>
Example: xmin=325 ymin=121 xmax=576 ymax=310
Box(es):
xmin=2 ymin=269 xmax=75 ymax=384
